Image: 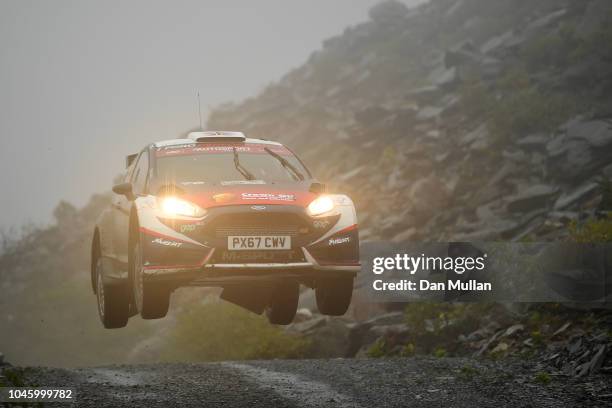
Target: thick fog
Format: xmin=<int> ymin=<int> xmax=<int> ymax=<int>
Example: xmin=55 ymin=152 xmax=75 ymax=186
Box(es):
xmin=0 ymin=0 xmax=421 ymax=230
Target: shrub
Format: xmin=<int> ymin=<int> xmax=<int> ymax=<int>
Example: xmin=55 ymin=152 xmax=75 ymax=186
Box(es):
xmin=522 ymin=25 xmax=578 ymax=69
xmin=404 ymin=303 xmax=490 ymax=333
xmin=597 ymin=177 xmax=612 ymax=211
xmin=458 ymin=74 xmax=494 ymax=118
xmin=569 ymin=213 xmax=612 ymax=243
xmin=459 ymin=365 xmax=479 ymax=379
xmin=366 ymin=338 xmax=388 ymax=358
xmin=534 ymin=371 xmax=551 ymax=385
xmin=1 ymin=368 xmax=26 ymax=387
xmin=400 ymin=343 xmax=415 ymax=357
xmin=489 ymin=87 xmax=576 ymax=139
xmin=433 ymin=347 xmax=447 ymax=358
xmin=163 ymin=300 xmax=309 ymax=362
xmin=530 ymin=330 xmax=543 ymax=346
xmin=570 ymin=18 xmax=612 ymax=63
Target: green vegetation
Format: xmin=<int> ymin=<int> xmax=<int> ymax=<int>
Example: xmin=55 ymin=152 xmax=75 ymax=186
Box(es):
xmin=404 ymin=303 xmax=487 ymax=333
xmin=0 ymin=367 xmax=45 ymax=408
xmin=489 ymin=87 xmax=576 ymax=139
xmin=569 ymin=177 xmax=612 ymax=242
xmin=569 ymin=214 xmax=612 ymax=243
xmin=458 ymin=67 xmax=577 ymax=142
xmin=522 ymin=22 xmax=581 ymax=69
xmin=433 ymin=347 xmax=447 ymax=358
xmin=530 ymin=330 xmax=543 ymax=346
xmin=366 ymin=338 xmax=388 ymax=358
xmin=573 ymin=19 xmax=612 ymax=62
xmin=598 ymin=177 xmax=612 ymax=211
xmin=457 ymin=17 xmax=612 ymax=141
xmin=1 ymin=368 xmax=26 ymax=387
xmin=163 ymin=300 xmax=309 ymax=362
xmin=379 ymin=145 xmax=398 ymax=172
xmin=534 ymin=371 xmax=551 ymax=385
xmin=400 ymin=343 xmax=415 ymax=357
xmin=459 ymin=365 xmax=479 ymax=379
xmin=522 ymin=17 xmax=612 ymax=71
xmin=527 ymin=305 xmax=565 ymax=332
xmin=458 ymin=77 xmax=492 ymax=118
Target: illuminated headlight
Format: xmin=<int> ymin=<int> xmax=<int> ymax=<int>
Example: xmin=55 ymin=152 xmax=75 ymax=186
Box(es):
xmin=159 ymin=196 xmax=206 ymax=218
xmin=307 ymin=196 xmax=335 ymax=217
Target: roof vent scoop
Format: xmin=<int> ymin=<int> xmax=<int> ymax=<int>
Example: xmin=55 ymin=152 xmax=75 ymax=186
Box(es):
xmin=188 ymin=131 xmax=246 ymax=143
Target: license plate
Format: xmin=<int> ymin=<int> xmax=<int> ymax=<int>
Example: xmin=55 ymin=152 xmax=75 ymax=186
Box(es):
xmin=228 ymin=236 xmax=291 ymax=250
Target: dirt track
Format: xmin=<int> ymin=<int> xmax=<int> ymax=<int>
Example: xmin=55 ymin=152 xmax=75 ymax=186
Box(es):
xmin=19 ymin=357 xmax=612 ymax=407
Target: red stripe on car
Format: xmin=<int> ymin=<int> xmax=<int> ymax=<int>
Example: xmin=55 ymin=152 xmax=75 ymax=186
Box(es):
xmin=139 ymin=227 xmax=195 ymax=245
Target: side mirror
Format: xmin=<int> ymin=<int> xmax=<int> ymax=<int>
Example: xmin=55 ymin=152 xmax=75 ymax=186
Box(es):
xmin=112 ymin=182 xmax=134 ymax=200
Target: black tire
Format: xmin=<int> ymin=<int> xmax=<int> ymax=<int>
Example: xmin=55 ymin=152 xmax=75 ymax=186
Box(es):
xmin=96 ymin=258 xmax=129 ymax=329
xmin=132 ymin=240 xmax=171 ymax=319
xmin=266 ymin=281 xmax=299 ymax=325
xmin=315 ymin=277 xmax=354 ymax=316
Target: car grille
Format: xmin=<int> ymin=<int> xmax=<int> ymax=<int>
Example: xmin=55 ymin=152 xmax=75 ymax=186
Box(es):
xmin=208 ymin=212 xmax=309 ymax=238
xmin=212 ymin=249 xmax=306 ymax=263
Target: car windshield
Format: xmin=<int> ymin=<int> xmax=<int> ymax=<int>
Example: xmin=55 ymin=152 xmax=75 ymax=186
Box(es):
xmin=154 ymin=143 xmax=310 ymax=184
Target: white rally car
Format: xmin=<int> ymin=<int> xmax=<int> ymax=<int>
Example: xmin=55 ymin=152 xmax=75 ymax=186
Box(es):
xmin=91 ymin=131 xmax=359 ymax=328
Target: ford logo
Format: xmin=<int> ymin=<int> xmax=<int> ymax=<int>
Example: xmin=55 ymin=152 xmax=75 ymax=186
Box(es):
xmin=251 ymin=205 xmax=267 ymax=211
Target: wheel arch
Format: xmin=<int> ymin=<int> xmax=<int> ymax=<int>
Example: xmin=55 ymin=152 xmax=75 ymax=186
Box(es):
xmin=91 ymin=227 xmax=101 ymax=294
xmin=128 ymin=205 xmax=140 ymax=252
xmin=127 ymin=205 xmax=141 ymax=285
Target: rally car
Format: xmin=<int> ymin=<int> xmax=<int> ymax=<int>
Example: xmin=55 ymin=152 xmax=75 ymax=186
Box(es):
xmin=91 ymin=131 xmax=359 ymax=328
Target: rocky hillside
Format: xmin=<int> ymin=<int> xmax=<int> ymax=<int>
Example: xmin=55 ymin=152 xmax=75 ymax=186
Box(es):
xmin=208 ymin=0 xmax=612 ymax=242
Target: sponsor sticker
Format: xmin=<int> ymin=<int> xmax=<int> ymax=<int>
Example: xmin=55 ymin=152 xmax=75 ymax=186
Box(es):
xmin=329 ymin=236 xmax=350 ymax=246
xmin=181 ymin=181 xmax=206 ymax=185
xmin=156 ymin=144 xmax=291 ymax=157
xmin=152 ymin=238 xmax=183 ymax=248
xmin=241 ymin=193 xmax=295 ymax=201
xmin=213 ymin=193 xmax=236 ymax=203
xmin=221 ymin=180 xmax=266 ymax=186
xmin=179 ymin=224 xmax=197 ymax=233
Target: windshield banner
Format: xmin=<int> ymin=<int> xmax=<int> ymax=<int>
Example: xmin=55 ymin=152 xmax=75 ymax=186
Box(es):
xmin=156 ymin=143 xmax=291 ymax=157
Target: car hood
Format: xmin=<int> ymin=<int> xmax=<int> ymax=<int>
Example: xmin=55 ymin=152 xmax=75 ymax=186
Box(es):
xmin=163 ymin=180 xmax=318 ymax=209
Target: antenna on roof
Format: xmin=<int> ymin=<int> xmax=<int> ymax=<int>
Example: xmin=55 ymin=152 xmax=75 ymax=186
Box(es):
xmin=196 ymin=91 xmax=203 ymax=130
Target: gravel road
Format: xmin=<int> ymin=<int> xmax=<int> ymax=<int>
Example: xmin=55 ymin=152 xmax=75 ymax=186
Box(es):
xmin=19 ymin=357 xmax=612 ymax=407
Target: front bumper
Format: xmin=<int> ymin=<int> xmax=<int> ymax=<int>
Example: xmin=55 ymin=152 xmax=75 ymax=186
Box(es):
xmin=142 ymin=247 xmax=360 ymax=287
xmin=138 ymin=202 xmax=360 ymax=286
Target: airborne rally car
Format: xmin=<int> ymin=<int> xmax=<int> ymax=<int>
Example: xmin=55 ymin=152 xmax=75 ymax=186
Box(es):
xmin=91 ymin=131 xmax=359 ymax=328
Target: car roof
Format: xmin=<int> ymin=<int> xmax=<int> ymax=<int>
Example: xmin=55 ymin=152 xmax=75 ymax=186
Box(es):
xmin=152 ymin=132 xmax=283 ymax=148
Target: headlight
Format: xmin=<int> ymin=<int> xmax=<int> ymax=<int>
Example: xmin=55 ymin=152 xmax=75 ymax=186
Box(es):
xmin=307 ymin=196 xmax=335 ymax=216
xmin=159 ymin=196 xmax=206 ymax=218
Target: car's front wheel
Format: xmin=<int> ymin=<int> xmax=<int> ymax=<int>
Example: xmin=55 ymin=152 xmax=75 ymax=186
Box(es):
xmin=96 ymin=257 xmax=129 ymax=328
xmin=132 ymin=240 xmax=171 ymax=319
xmin=315 ymin=277 xmax=353 ymax=316
xmin=266 ymin=281 xmax=299 ymax=325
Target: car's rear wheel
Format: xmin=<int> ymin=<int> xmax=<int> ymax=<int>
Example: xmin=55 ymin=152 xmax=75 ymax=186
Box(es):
xmin=96 ymin=257 xmax=129 ymax=329
xmin=132 ymin=240 xmax=171 ymax=319
xmin=266 ymin=281 xmax=299 ymax=325
xmin=315 ymin=277 xmax=353 ymax=316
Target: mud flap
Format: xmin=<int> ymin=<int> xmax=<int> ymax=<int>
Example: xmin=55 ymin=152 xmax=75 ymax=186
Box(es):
xmin=220 ymin=285 xmax=272 ymax=315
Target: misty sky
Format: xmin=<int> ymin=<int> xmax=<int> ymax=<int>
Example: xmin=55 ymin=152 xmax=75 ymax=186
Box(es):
xmin=0 ymin=0 xmax=420 ymax=231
